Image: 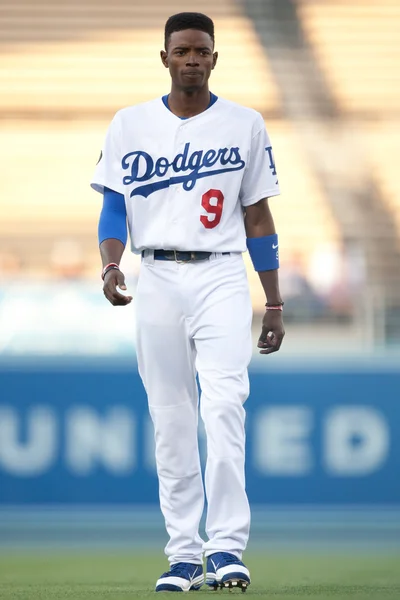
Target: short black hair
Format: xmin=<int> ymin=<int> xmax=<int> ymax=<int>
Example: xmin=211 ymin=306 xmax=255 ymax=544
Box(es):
xmin=164 ymin=12 xmax=215 ymax=50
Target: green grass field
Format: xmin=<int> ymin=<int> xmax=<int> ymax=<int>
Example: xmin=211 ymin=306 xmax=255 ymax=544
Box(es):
xmin=0 ymin=552 xmax=399 ymax=600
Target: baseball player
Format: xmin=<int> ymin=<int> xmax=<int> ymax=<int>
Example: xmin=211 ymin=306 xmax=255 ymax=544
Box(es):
xmin=92 ymin=12 xmax=284 ymax=593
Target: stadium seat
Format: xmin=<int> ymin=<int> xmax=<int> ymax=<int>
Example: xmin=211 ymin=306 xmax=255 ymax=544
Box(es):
xmin=297 ymin=0 xmax=400 ymax=115
xmin=362 ymin=122 xmax=400 ymax=240
xmin=0 ymin=0 xmax=279 ymax=115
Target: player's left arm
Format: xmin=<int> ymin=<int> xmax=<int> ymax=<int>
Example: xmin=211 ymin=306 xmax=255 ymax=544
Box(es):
xmin=244 ymin=198 xmax=285 ymax=354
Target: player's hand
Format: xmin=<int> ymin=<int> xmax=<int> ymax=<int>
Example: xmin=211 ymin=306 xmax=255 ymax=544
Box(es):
xmin=103 ymin=269 xmax=133 ymax=306
xmin=257 ymin=310 xmax=285 ymax=354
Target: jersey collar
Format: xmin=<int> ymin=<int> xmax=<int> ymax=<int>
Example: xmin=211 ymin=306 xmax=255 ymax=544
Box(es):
xmin=161 ymin=93 xmax=218 ymax=120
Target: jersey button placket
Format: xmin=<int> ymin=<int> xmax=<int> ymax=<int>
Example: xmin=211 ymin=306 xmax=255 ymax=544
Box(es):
xmin=169 ymin=128 xmax=185 ymax=230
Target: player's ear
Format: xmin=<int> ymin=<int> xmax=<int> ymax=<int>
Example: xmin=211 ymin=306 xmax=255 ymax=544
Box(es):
xmin=160 ymin=50 xmax=169 ymax=68
xmin=212 ymin=52 xmax=218 ymax=70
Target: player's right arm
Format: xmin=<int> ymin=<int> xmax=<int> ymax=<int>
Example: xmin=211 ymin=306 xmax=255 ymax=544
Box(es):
xmin=91 ymin=114 xmax=131 ymax=306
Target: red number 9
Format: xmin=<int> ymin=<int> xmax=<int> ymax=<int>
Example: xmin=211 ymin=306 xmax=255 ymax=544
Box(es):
xmin=200 ymin=189 xmax=224 ymax=229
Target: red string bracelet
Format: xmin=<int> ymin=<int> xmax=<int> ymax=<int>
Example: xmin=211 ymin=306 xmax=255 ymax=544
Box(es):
xmin=265 ymin=302 xmax=284 ymax=311
xmin=101 ymin=262 xmax=120 ymax=280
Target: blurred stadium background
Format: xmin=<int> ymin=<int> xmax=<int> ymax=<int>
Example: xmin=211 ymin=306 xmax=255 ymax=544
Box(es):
xmin=0 ymin=0 xmax=400 ymax=596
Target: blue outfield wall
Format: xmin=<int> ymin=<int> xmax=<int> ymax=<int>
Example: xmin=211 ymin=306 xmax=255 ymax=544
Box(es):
xmin=0 ymin=359 xmax=399 ymax=505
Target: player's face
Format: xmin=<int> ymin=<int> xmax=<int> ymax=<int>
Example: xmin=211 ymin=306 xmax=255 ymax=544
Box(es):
xmin=161 ymin=29 xmax=217 ymax=91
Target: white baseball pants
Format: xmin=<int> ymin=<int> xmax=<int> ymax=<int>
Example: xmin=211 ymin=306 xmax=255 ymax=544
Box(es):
xmin=135 ymin=251 xmax=252 ymax=565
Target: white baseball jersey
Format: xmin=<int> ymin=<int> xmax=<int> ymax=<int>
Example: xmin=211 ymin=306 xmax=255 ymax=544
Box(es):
xmin=91 ymin=96 xmax=280 ymax=253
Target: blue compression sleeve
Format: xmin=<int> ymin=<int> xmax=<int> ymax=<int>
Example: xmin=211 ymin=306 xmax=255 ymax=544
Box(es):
xmin=98 ymin=187 xmax=128 ymax=246
xmin=246 ymin=234 xmax=279 ymax=271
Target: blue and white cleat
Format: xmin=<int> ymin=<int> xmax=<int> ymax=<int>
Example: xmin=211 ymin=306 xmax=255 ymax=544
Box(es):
xmin=206 ymin=552 xmax=250 ymax=592
xmin=155 ymin=562 xmax=204 ymax=592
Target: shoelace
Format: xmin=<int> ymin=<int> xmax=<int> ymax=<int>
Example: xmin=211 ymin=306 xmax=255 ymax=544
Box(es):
xmin=163 ymin=563 xmax=200 ymax=579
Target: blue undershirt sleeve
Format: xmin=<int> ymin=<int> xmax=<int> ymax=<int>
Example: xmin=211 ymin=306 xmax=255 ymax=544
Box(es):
xmin=98 ymin=187 xmax=128 ymax=246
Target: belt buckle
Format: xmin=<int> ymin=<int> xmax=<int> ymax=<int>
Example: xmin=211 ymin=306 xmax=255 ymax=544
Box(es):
xmin=173 ymin=250 xmax=193 ymax=263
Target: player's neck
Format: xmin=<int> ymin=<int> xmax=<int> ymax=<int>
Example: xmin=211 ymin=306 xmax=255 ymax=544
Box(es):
xmin=168 ymin=87 xmax=211 ymax=118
